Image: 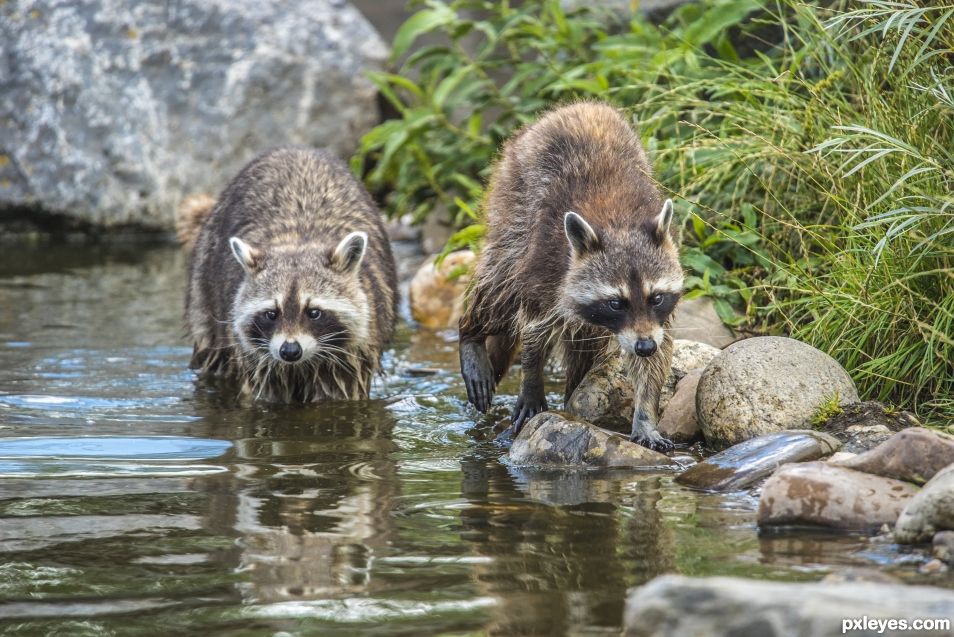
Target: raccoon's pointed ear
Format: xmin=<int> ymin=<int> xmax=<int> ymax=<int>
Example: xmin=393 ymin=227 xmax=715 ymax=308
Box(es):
xmin=228 ymin=237 xmax=262 ymax=275
xmin=564 ymin=211 xmax=600 ymax=256
xmin=331 ymin=231 xmax=368 ymax=274
xmin=654 ymin=199 xmax=674 ymax=242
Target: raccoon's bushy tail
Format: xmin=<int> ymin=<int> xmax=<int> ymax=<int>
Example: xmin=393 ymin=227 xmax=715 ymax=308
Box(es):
xmin=175 ymin=194 xmax=216 ymax=250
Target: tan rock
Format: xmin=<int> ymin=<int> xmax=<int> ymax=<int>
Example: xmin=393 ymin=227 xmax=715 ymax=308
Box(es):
xmin=895 ymin=463 xmax=954 ymax=544
xmin=758 ymin=462 xmax=919 ymax=530
xmin=657 ymin=370 xmax=702 ymax=444
xmin=509 ymin=411 xmax=674 ymax=469
xmin=408 ymin=250 xmax=475 ymax=329
xmin=669 ymin=297 xmax=736 ymax=348
xmin=833 ymin=428 xmax=954 ymax=485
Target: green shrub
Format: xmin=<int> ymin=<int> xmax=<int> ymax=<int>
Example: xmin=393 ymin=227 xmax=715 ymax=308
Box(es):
xmin=355 ymin=0 xmax=954 ymax=424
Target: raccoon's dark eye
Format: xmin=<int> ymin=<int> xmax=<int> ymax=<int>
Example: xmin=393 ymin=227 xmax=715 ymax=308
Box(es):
xmin=263 ymin=309 xmax=279 ymax=321
xmin=649 ymin=293 xmax=664 ymax=307
xmin=607 ymin=299 xmax=625 ymax=311
xmin=307 ymin=308 xmax=322 ymax=320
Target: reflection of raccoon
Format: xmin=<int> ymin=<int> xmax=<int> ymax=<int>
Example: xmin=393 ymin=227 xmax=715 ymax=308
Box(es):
xmin=179 ymin=148 xmax=397 ymax=402
xmin=459 ymin=103 xmax=683 ymax=450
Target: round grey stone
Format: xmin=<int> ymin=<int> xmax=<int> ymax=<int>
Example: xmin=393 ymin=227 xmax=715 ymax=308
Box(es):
xmin=696 ymin=336 xmax=859 ymax=448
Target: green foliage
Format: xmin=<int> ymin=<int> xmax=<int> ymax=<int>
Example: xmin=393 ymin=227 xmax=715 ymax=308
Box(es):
xmin=811 ymin=392 xmax=843 ymax=429
xmin=355 ymin=0 xmax=954 ymax=423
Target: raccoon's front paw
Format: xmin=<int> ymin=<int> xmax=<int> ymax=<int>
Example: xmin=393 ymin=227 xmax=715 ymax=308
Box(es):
xmin=629 ymin=419 xmax=674 ymax=452
xmin=511 ymin=393 xmax=548 ymax=433
xmin=460 ymin=341 xmax=496 ymax=413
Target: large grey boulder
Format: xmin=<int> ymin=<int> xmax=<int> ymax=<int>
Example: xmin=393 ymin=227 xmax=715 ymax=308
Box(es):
xmin=0 ymin=0 xmax=386 ymax=229
xmin=624 ymin=575 xmax=954 ymax=637
xmin=696 ymin=336 xmax=859 ymax=448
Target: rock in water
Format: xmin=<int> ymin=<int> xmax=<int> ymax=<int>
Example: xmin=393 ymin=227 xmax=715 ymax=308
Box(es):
xmin=758 ymin=462 xmax=918 ymax=531
xmin=567 ymin=339 xmax=720 ymax=427
xmin=0 ymin=0 xmax=386 ymax=229
xmin=508 ymin=412 xmax=674 ymax=469
xmin=832 ymin=428 xmax=954 ymax=485
xmin=676 ymin=430 xmax=840 ymax=492
xmin=696 ymin=336 xmax=859 ymax=448
xmin=895 ymin=464 xmax=954 ymax=544
xmin=408 ymin=250 xmax=475 ymax=329
xmin=623 ymin=575 xmax=954 ymax=637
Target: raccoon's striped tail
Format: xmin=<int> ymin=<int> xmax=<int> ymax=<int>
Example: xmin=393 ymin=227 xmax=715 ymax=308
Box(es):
xmin=175 ymin=194 xmax=216 ymax=250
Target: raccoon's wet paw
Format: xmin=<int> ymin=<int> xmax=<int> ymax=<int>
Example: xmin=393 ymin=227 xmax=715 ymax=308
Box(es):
xmin=629 ymin=429 xmax=675 ymax=453
xmin=511 ymin=394 xmax=548 ymax=432
xmin=460 ymin=341 xmax=496 ymax=413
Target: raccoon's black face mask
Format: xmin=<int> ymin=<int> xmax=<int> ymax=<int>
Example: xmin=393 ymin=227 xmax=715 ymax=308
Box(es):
xmin=228 ymin=233 xmax=372 ymax=366
xmin=562 ymin=201 xmax=683 ymax=352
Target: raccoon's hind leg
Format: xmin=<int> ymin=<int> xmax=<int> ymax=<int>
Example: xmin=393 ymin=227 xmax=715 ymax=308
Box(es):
xmin=629 ymin=335 xmax=675 ymax=452
xmin=512 ymin=323 xmax=552 ymax=431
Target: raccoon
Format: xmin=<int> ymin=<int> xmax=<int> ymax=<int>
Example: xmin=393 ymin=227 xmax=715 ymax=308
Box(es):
xmin=458 ymin=102 xmax=683 ymax=451
xmin=180 ymin=147 xmax=397 ymax=402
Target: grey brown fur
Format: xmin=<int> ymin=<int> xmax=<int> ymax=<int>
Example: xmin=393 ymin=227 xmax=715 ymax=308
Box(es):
xmin=181 ymin=148 xmax=397 ymax=402
xmin=459 ymin=102 xmax=683 ymax=450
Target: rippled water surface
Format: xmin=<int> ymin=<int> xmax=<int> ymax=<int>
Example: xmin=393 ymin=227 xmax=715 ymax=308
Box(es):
xmin=0 ymin=243 xmax=943 ymax=636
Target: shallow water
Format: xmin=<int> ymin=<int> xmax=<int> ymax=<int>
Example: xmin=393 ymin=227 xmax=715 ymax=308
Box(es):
xmin=0 ymin=242 xmax=946 ymax=636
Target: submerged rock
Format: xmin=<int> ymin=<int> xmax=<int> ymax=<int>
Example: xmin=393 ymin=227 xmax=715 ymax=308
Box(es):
xmin=758 ymin=462 xmax=918 ymax=531
xmin=508 ymin=412 xmax=674 ymax=469
xmin=623 ymin=575 xmax=954 ymax=637
xmin=696 ymin=336 xmax=859 ymax=449
xmin=657 ymin=370 xmax=702 ymax=444
xmin=567 ymin=339 xmax=719 ymax=428
xmin=0 ymin=0 xmax=385 ymax=229
xmin=833 ymin=428 xmax=954 ymax=485
xmin=677 ymin=430 xmax=840 ymax=492
xmin=819 ymin=401 xmax=919 ymax=453
xmin=895 ymin=464 xmax=954 ymax=544
xmin=408 ymin=250 xmax=475 ymax=329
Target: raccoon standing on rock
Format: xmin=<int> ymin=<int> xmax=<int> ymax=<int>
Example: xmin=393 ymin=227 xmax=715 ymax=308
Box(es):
xmin=178 ymin=148 xmax=397 ymax=402
xmin=459 ymin=102 xmax=683 ymax=450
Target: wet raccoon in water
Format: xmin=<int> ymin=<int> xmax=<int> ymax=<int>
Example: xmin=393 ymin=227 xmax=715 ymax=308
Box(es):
xmin=459 ymin=102 xmax=683 ymax=450
xmin=178 ymin=148 xmax=397 ymax=402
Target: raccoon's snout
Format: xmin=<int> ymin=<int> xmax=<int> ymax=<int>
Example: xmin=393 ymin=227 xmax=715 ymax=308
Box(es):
xmin=279 ymin=340 xmax=303 ymax=362
xmin=634 ymin=338 xmax=657 ymax=357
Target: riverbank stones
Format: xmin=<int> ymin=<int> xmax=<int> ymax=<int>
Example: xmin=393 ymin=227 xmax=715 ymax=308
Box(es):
xmin=409 ymin=250 xmax=475 ymax=329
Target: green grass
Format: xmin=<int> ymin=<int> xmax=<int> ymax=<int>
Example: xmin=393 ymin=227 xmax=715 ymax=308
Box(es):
xmin=354 ymin=0 xmax=954 ymax=424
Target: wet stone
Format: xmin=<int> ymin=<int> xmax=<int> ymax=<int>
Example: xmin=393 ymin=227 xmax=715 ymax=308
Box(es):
xmin=676 ymin=430 xmax=841 ymax=492
xmin=818 ymin=401 xmax=919 ymax=454
xmin=832 ymin=428 xmax=954 ymax=485
xmin=623 ymin=575 xmax=954 ymax=637
xmin=895 ymin=464 xmax=954 ymax=544
xmin=758 ymin=462 xmax=919 ymax=531
xmin=508 ymin=412 xmax=675 ymax=469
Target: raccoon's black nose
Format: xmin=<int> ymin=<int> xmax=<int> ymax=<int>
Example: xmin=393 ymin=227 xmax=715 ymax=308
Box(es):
xmin=279 ymin=341 xmax=302 ymax=362
xmin=634 ymin=339 xmax=657 ymax=357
